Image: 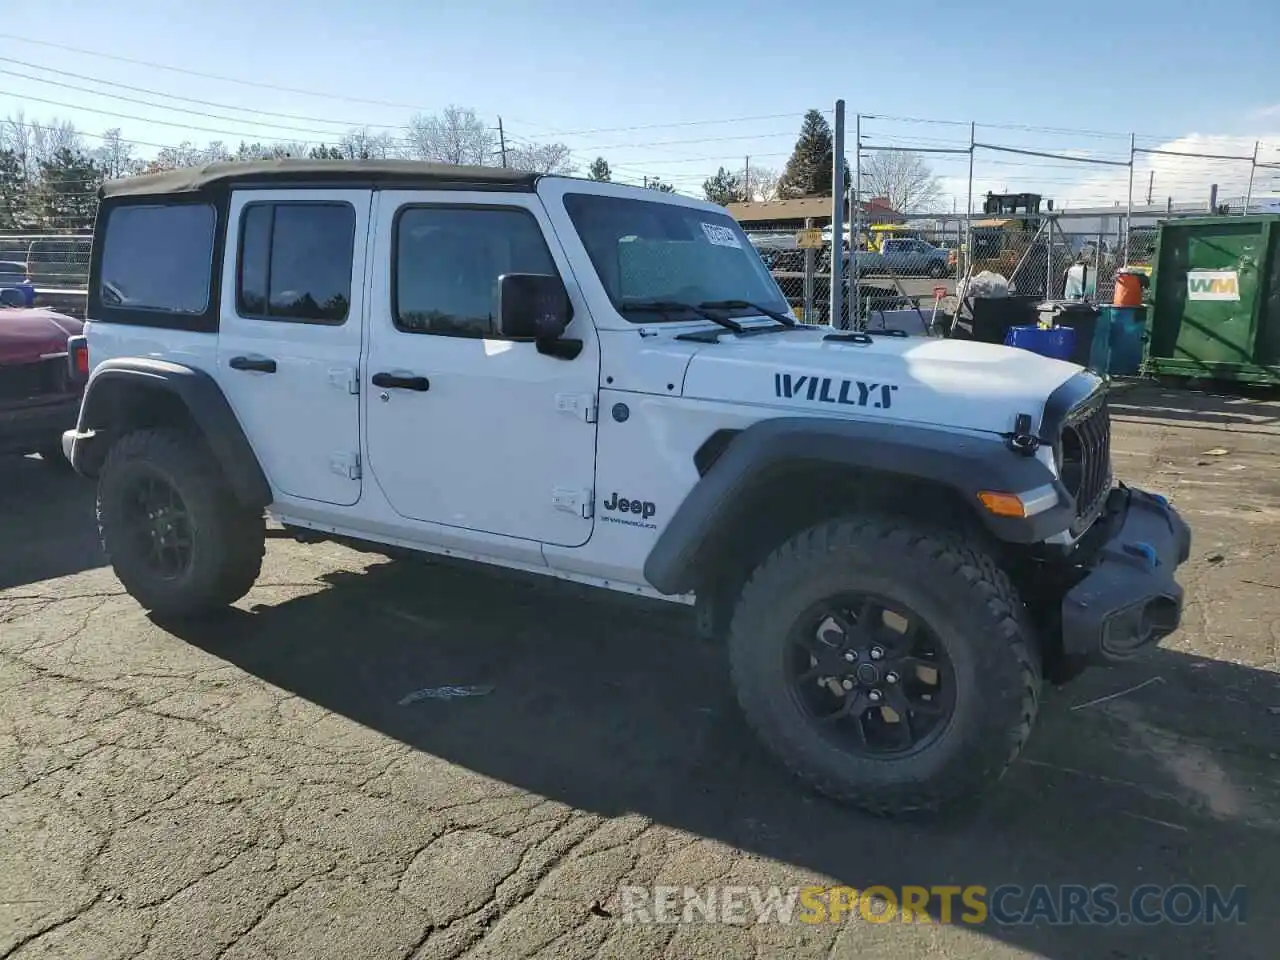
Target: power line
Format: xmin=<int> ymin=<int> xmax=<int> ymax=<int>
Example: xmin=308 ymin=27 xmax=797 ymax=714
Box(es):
xmin=0 ymin=33 xmax=437 ymax=112
xmin=0 ymin=67 xmax=372 ymax=138
xmin=0 ymin=56 xmax=400 ymax=130
xmin=0 ymin=88 xmax=365 ymax=144
xmin=513 ymin=111 xmax=828 ymax=140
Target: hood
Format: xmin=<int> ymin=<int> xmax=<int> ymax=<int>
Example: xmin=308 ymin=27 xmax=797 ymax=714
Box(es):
xmin=680 ymin=329 xmax=1083 ymax=436
xmin=0 ymin=308 xmax=84 ymax=366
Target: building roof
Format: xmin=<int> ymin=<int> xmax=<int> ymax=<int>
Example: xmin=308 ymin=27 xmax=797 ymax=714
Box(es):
xmin=725 ymin=197 xmax=834 ymax=222
xmin=725 ymin=195 xmax=902 ymax=224
xmin=99 ymin=158 xmax=542 ymax=199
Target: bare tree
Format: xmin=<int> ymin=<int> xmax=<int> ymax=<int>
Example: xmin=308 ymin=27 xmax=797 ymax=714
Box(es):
xmin=860 ymin=150 xmax=941 ymax=213
xmin=94 ymin=128 xmax=143 ymax=179
xmin=738 ymin=164 xmax=778 ymax=201
xmin=506 ymin=141 xmax=574 ymax=175
xmin=2 ymin=111 xmax=35 ymax=178
xmin=404 ymin=106 xmax=496 ymax=166
xmin=3 ymin=112 xmax=82 ymax=178
xmin=339 ymin=127 xmax=397 ymax=160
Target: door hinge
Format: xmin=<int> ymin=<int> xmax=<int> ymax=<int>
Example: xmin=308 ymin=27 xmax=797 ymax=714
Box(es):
xmin=555 ymin=392 xmax=596 ymax=423
xmin=329 ymin=366 xmax=359 ymax=394
xmin=330 ymin=452 xmax=361 ymax=480
xmin=552 ymin=486 xmax=594 ymax=519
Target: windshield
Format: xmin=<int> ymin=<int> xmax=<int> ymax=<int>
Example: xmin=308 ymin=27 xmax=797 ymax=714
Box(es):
xmin=562 ymin=193 xmax=789 ymax=320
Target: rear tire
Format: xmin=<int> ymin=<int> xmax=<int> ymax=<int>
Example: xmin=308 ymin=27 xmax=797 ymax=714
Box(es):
xmin=97 ymin=428 xmax=265 ymax=618
xmin=727 ymin=514 xmax=1040 ymax=817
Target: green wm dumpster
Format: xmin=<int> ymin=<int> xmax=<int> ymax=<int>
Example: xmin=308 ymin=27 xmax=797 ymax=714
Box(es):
xmin=1146 ymin=214 xmax=1280 ymax=385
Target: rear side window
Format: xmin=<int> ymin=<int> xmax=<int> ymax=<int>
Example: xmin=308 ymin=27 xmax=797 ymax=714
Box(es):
xmin=98 ymin=203 xmax=216 ymax=314
xmin=237 ymin=202 xmax=355 ymax=324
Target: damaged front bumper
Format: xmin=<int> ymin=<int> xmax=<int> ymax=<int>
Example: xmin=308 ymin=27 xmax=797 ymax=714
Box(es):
xmin=1060 ymin=486 xmax=1192 ymax=665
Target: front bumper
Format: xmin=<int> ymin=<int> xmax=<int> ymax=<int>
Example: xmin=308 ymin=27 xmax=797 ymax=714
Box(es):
xmin=0 ymin=396 xmax=81 ymax=455
xmin=1060 ymin=486 xmax=1191 ymax=665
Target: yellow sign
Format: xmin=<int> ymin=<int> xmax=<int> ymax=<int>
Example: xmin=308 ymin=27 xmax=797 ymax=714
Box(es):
xmin=796 ymin=229 xmax=824 ymax=249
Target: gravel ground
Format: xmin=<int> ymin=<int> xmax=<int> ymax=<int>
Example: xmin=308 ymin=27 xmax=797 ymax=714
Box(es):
xmin=2 ymin=382 xmax=1278 ymax=960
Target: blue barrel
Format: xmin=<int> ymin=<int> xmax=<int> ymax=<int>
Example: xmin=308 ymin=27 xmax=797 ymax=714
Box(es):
xmin=1005 ymin=324 xmax=1077 ymax=361
xmin=1106 ymin=306 xmax=1146 ymax=375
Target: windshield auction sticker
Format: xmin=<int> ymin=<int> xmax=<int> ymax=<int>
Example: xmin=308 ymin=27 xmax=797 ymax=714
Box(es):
xmin=701 ymin=223 xmax=742 ymax=248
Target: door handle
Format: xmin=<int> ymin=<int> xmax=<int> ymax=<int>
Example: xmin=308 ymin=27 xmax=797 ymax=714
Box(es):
xmin=372 ymin=372 xmax=430 ymax=392
xmin=229 ymin=356 xmax=277 ymax=373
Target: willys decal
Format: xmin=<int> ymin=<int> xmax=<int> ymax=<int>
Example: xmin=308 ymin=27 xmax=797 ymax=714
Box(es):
xmin=774 ymin=373 xmax=899 ymax=410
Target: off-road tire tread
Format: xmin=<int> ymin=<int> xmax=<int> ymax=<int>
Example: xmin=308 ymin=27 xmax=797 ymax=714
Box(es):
xmin=727 ymin=515 xmax=1040 ymax=818
xmin=97 ymin=428 xmax=265 ymax=617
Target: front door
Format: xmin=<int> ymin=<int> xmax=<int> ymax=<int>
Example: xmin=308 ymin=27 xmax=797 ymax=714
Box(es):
xmin=216 ymin=189 xmax=370 ymax=506
xmin=363 ymin=191 xmax=599 ymax=547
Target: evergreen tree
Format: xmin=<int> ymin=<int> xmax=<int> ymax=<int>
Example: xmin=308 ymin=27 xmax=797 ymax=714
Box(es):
xmin=777 ymin=109 xmax=835 ymax=198
xmin=37 ymin=147 xmax=103 ymax=232
xmin=309 ymin=144 xmax=346 ymax=160
xmin=645 ymin=177 xmax=676 ymax=193
xmin=587 ymin=157 xmax=611 ymax=182
xmin=702 ymin=166 xmax=745 ymax=205
xmin=0 ymin=149 xmax=28 ymax=232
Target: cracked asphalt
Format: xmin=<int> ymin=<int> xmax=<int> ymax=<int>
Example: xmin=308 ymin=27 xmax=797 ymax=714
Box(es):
xmin=2 ymin=382 xmax=1279 ymax=960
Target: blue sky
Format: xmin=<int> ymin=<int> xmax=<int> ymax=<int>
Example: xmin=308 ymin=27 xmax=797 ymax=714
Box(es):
xmin=1 ymin=0 xmax=1278 ymax=209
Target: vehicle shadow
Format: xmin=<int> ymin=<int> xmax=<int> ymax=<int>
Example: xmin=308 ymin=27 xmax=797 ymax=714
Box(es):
xmin=165 ymin=554 xmax=1280 ymax=960
xmin=0 ymin=455 xmax=103 ymax=589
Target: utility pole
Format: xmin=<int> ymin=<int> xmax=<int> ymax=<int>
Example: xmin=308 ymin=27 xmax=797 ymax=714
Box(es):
xmin=1146 ymin=170 xmax=1153 ymax=205
xmin=497 ymin=116 xmax=508 ymax=168
xmin=744 ymin=155 xmax=750 ymax=200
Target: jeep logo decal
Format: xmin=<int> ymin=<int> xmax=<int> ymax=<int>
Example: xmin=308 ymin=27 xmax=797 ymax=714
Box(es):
xmin=774 ymin=373 xmax=899 ymax=410
xmin=604 ymin=492 xmax=656 ymax=519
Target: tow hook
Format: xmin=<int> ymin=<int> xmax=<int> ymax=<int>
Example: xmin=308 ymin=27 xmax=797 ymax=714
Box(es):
xmin=1005 ymin=413 xmax=1040 ymax=456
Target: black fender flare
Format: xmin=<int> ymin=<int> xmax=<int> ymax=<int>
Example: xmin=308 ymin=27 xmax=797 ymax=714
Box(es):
xmin=69 ymin=358 xmax=272 ymax=509
xmin=643 ymin=416 xmax=1070 ymax=596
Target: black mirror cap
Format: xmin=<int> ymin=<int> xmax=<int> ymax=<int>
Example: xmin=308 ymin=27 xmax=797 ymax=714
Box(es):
xmin=497 ymin=273 xmax=572 ymax=340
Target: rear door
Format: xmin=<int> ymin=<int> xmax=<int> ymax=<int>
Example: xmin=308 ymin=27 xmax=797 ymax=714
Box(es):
xmin=216 ymin=189 xmax=370 ymax=506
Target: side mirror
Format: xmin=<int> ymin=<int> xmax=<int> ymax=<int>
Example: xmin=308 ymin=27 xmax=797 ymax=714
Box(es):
xmin=497 ymin=273 xmax=571 ymax=341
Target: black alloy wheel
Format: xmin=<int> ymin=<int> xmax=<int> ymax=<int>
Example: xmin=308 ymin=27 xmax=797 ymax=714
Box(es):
xmin=787 ymin=594 xmax=954 ymax=756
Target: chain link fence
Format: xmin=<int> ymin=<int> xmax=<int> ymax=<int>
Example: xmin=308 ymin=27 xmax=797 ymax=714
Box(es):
xmin=0 ymin=233 xmax=91 ymax=316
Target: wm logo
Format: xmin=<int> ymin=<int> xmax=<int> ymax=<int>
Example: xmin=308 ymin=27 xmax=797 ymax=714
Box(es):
xmin=1189 ymin=277 xmax=1237 ymax=295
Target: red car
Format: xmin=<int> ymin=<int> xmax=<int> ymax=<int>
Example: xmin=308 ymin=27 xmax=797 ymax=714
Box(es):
xmin=0 ymin=306 xmax=87 ymax=466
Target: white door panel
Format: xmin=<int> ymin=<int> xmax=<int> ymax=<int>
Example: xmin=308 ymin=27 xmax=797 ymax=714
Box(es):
xmin=363 ymin=190 xmax=599 ymax=547
xmin=216 ymin=189 xmax=370 ymax=506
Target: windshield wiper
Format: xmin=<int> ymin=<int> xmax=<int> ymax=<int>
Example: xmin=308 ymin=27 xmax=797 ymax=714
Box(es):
xmin=698 ymin=299 xmax=798 ymax=328
xmin=619 ymin=300 xmax=744 ymax=333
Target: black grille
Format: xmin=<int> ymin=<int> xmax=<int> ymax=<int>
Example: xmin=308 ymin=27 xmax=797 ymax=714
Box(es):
xmin=1059 ymin=398 xmax=1111 ymax=524
xmin=0 ymin=357 xmax=70 ymax=403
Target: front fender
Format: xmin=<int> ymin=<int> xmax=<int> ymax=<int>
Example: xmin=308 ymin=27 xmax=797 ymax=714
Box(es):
xmin=66 ymin=357 xmax=272 ymax=509
xmin=643 ymin=416 xmax=1070 ymax=596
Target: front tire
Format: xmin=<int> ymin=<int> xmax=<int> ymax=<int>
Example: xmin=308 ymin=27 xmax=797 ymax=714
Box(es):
xmin=727 ymin=515 xmax=1040 ymax=817
xmin=97 ymin=429 xmax=265 ymax=618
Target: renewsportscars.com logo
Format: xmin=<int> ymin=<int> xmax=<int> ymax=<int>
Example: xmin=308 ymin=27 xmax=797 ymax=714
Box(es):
xmin=616 ymin=884 xmax=1248 ymax=927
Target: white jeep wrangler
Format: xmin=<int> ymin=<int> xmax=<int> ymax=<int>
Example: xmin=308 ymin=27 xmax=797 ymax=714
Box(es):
xmin=63 ymin=159 xmax=1191 ymax=816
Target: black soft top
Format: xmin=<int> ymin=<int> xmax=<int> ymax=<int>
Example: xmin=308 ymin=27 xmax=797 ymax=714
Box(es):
xmin=99 ymin=158 xmax=542 ymax=199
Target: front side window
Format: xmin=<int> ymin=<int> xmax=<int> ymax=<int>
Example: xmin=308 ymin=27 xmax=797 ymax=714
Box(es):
xmin=99 ymin=203 xmax=215 ymax=313
xmin=562 ymin=193 xmax=788 ymax=322
xmin=394 ymin=206 xmax=557 ymax=338
xmin=237 ymin=202 xmax=355 ymax=324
